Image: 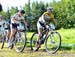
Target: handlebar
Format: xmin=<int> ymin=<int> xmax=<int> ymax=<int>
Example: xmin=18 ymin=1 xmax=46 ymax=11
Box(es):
xmin=48 ymin=23 xmax=56 ymax=30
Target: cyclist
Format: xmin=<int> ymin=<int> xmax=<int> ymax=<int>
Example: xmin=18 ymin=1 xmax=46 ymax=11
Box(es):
xmin=37 ymin=7 xmax=57 ymax=49
xmin=0 ymin=15 xmax=7 ymax=42
xmin=8 ymin=10 xmax=27 ymax=48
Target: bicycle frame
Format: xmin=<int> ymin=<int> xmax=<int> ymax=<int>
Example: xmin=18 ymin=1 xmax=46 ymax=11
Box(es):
xmin=40 ymin=24 xmax=55 ymax=44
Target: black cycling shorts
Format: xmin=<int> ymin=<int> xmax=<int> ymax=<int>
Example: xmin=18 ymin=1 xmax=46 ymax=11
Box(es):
xmin=39 ymin=21 xmax=46 ymax=29
xmin=11 ymin=23 xmax=19 ymax=29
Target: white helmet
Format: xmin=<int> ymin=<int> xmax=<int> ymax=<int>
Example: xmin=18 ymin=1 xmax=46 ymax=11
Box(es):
xmin=47 ymin=7 xmax=53 ymax=11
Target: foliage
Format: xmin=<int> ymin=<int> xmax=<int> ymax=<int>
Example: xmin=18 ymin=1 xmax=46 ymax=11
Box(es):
xmin=0 ymin=4 xmax=2 ymax=12
xmin=0 ymin=0 xmax=75 ymax=29
xmin=51 ymin=0 xmax=75 ymax=28
xmin=0 ymin=11 xmax=8 ymax=20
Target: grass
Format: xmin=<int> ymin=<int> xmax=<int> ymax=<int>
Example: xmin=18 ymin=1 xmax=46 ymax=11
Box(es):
xmin=58 ymin=28 xmax=75 ymax=44
xmin=0 ymin=28 xmax=75 ymax=57
xmin=26 ymin=28 xmax=75 ymax=44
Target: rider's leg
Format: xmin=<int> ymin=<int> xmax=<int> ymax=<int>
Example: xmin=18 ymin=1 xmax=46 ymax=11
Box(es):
xmin=6 ymin=24 xmax=11 ymax=41
xmin=37 ymin=22 xmax=43 ymax=48
xmin=8 ymin=24 xmax=16 ymax=47
xmin=9 ymin=28 xmax=16 ymax=41
xmin=8 ymin=28 xmax=16 ymax=47
xmin=6 ymin=30 xmax=10 ymax=41
xmin=38 ymin=28 xmax=43 ymax=47
xmin=43 ymin=25 xmax=49 ymax=40
xmin=45 ymin=30 xmax=49 ymax=38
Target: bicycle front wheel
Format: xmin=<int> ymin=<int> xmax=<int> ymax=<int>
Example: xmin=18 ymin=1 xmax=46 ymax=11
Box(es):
xmin=45 ymin=31 xmax=61 ymax=54
xmin=14 ymin=30 xmax=27 ymax=52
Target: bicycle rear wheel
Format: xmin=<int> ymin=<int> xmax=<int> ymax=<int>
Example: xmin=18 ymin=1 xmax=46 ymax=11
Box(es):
xmin=14 ymin=30 xmax=27 ymax=52
xmin=0 ymin=35 xmax=6 ymax=49
xmin=30 ymin=32 xmax=40 ymax=51
xmin=45 ymin=31 xmax=61 ymax=54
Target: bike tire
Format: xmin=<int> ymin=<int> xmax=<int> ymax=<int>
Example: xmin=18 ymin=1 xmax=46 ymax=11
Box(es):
xmin=14 ymin=30 xmax=27 ymax=52
xmin=1 ymin=35 xmax=6 ymax=49
xmin=45 ymin=31 xmax=61 ymax=54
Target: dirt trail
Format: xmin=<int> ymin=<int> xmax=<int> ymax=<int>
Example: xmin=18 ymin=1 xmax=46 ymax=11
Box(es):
xmin=0 ymin=47 xmax=75 ymax=57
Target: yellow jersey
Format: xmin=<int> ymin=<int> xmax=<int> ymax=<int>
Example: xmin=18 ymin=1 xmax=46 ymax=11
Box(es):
xmin=42 ymin=12 xmax=54 ymax=24
xmin=38 ymin=11 xmax=55 ymax=25
xmin=43 ymin=12 xmax=54 ymax=21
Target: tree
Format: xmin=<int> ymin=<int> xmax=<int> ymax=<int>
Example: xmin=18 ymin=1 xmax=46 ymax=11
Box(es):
xmin=0 ymin=3 xmax=2 ymax=12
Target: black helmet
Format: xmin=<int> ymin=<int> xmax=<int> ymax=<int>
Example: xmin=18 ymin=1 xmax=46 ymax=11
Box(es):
xmin=19 ymin=10 xmax=25 ymax=14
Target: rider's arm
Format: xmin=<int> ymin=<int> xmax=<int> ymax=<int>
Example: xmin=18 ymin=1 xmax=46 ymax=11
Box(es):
xmin=49 ymin=14 xmax=58 ymax=26
xmin=22 ymin=19 xmax=27 ymax=25
xmin=21 ymin=16 xmax=27 ymax=25
xmin=21 ymin=16 xmax=29 ymax=29
xmin=21 ymin=19 xmax=29 ymax=30
xmin=52 ymin=19 xmax=58 ymax=26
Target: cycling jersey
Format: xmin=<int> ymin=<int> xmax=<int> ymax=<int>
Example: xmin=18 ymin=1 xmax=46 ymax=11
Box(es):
xmin=38 ymin=12 xmax=54 ymax=24
xmin=10 ymin=13 xmax=25 ymax=29
xmin=0 ymin=20 xmax=7 ymax=34
xmin=11 ymin=13 xmax=24 ymax=24
xmin=37 ymin=11 xmax=54 ymax=29
xmin=43 ymin=12 xmax=54 ymax=22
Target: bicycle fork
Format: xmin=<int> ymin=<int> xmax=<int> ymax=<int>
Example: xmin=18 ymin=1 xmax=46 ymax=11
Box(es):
xmin=50 ymin=32 xmax=55 ymax=44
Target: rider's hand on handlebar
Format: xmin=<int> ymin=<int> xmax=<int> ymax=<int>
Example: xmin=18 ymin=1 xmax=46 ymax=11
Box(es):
xmin=46 ymin=25 xmax=49 ymax=29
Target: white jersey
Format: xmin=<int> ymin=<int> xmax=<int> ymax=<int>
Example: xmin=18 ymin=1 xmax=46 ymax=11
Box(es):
xmin=0 ymin=20 xmax=7 ymax=34
xmin=11 ymin=13 xmax=24 ymax=24
xmin=37 ymin=15 xmax=46 ymax=24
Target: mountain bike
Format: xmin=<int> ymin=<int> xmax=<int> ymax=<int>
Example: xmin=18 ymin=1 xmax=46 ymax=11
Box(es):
xmin=1 ymin=23 xmax=27 ymax=52
xmin=30 ymin=24 xmax=61 ymax=54
xmin=11 ymin=23 xmax=27 ymax=52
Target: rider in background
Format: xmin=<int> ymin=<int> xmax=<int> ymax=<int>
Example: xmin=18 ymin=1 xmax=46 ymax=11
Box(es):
xmin=37 ymin=7 xmax=57 ymax=49
xmin=8 ymin=10 xmax=27 ymax=48
xmin=0 ymin=15 xmax=7 ymax=42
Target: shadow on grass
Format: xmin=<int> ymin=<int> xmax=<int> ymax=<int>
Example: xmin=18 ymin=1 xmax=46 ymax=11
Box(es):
xmin=26 ymin=43 xmax=75 ymax=51
xmin=60 ymin=45 xmax=75 ymax=50
xmin=60 ymin=46 xmax=72 ymax=50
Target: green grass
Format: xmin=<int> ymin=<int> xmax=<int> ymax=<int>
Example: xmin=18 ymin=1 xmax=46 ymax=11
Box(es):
xmin=27 ymin=28 xmax=75 ymax=44
xmin=0 ymin=28 xmax=75 ymax=57
xmin=27 ymin=28 xmax=75 ymax=48
xmin=58 ymin=28 xmax=75 ymax=44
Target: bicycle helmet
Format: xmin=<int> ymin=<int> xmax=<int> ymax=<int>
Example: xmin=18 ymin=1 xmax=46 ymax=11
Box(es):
xmin=47 ymin=7 xmax=53 ymax=11
xmin=19 ymin=10 xmax=25 ymax=14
